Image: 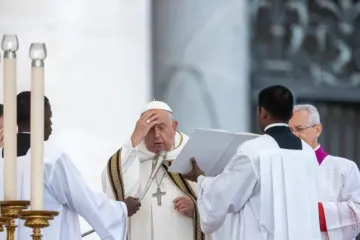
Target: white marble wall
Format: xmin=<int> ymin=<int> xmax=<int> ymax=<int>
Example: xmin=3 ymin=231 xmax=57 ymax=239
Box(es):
xmin=152 ymin=0 xmax=250 ymax=134
xmin=0 ymin=0 xmax=151 ymax=239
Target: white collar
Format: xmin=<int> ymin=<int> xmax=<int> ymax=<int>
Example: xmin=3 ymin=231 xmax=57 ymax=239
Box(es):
xmin=19 ymin=132 xmax=30 ymax=134
xmin=264 ymin=123 xmax=288 ymax=132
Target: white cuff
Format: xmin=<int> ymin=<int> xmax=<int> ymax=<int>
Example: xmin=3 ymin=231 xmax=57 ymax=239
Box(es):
xmin=197 ymin=175 xmax=206 ymax=196
xmin=119 ymin=201 xmax=128 ymax=218
xmin=197 ymin=175 xmax=205 ymax=185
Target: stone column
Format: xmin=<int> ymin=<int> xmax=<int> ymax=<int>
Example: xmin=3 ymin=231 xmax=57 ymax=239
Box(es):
xmin=152 ymin=0 xmax=250 ymax=134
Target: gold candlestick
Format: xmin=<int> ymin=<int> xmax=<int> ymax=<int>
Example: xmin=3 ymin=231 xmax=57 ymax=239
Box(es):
xmin=0 ymin=200 xmax=30 ymax=240
xmin=0 ymin=216 xmax=10 ymax=232
xmin=0 ymin=221 xmax=4 ymax=232
xmin=20 ymin=210 xmax=58 ymax=240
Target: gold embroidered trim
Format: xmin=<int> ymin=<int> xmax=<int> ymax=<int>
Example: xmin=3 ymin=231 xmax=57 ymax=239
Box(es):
xmin=164 ymin=164 xmax=204 ymax=240
xmin=107 ymin=148 xmax=130 ymax=240
xmin=174 ymin=131 xmax=184 ymax=150
xmin=107 ymin=140 xmax=203 ymax=240
xmin=107 ymin=148 xmax=125 ymax=201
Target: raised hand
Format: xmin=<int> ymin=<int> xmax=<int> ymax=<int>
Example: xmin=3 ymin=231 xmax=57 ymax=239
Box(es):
xmin=131 ymin=110 xmax=159 ymax=147
xmin=124 ymin=197 xmax=141 ymax=217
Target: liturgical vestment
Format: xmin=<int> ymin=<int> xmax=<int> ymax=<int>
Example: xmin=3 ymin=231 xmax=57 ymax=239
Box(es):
xmin=315 ymin=145 xmax=360 ymax=240
xmin=197 ymin=124 xmax=321 ymax=240
xmin=0 ymin=142 xmax=128 ymax=240
xmin=102 ymin=131 xmax=205 ymax=240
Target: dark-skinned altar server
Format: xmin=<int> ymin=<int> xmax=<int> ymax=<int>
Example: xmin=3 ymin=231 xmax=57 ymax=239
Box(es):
xmin=184 ymin=85 xmax=321 ymax=240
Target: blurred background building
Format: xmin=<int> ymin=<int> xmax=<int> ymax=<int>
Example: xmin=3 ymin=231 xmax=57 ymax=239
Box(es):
xmin=249 ymin=0 xmax=360 ymax=167
xmin=153 ymin=0 xmax=360 ymax=170
xmin=152 ymin=0 xmax=250 ymax=135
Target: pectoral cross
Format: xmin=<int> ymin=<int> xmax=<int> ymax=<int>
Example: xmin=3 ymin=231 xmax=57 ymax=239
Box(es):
xmin=152 ymin=187 xmax=166 ymax=206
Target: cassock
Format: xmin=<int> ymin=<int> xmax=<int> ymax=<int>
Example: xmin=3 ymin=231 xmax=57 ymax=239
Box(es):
xmin=316 ymin=145 xmax=360 ymax=240
xmin=102 ymin=131 xmax=205 ymax=240
xmin=197 ymin=124 xmax=321 ymax=240
xmin=0 ymin=134 xmax=128 ymax=240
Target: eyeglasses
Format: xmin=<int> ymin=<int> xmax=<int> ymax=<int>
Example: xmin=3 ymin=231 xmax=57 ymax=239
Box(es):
xmin=290 ymin=124 xmax=317 ymax=133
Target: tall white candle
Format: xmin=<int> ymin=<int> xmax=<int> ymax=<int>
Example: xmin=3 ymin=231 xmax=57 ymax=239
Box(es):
xmin=29 ymin=43 xmax=47 ymax=210
xmin=1 ymin=35 xmax=19 ymax=201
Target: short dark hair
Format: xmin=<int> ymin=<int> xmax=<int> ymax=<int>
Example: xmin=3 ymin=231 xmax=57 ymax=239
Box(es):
xmin=17 ymin=91 xmax=49 ymax=125
xmin=258 ymin=85 xmax=294 ymax=122
xmin=0 ymin=104 xmax=3 ymax=117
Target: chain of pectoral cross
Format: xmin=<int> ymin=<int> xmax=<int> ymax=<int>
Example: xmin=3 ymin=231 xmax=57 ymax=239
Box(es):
xmin=152 ymin=155 xmax=166 ymax=206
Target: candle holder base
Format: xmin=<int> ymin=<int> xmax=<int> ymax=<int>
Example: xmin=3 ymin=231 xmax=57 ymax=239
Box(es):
xmin=0 ymin=200 xmax=30 ymax=239
xmin=20 ymin=210 xmax=59 ymax=240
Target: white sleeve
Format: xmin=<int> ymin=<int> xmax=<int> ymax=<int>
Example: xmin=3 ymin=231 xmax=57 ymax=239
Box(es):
xmin=49 ymin=154 xmax=128 ymax=240
xmin=121 ymin=140 xmax=139 ymax=172
xmin=197 ymin=149 xmax=258 ymax=234
xmin=322 ymin=161 xmax=360 ymax=240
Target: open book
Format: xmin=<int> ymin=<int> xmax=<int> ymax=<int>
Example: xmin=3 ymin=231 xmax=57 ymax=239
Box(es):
xmin=168 ymin=128 xmax=259 ymax=176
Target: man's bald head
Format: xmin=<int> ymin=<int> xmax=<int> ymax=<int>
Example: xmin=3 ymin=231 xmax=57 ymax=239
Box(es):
xmin=143 ymin=109 xmax=178 ymax=153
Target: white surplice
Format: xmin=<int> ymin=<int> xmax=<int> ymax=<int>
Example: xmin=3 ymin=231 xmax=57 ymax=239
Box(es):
xmin=197 ymin=134 xmax=321 ymax=240
xmin=0 ymin=146 xmax=128 ymax=240
xmin=102 ymin=131 xmax=202 ymax=240
xmin=318 ymin=153 xmax=360 ymax=240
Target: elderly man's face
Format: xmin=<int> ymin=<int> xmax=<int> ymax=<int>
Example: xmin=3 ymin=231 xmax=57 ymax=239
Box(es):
xmin=289 ymin=110 xmax=321 ymax=148
xmin=144 ymin=109 xmax=178 ymax=153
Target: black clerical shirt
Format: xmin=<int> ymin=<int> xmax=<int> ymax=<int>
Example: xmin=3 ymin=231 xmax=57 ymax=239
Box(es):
xmin=2 ymin=133 xmax=31 ymax=157
xmin=264 ymin=123 xmax=302 ymax=150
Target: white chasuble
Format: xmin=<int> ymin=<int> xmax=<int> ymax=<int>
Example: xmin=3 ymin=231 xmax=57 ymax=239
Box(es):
xmin=102 ymin=131 xmax=205 ymax=240
xmin=197 ymin=134 xmax=321 ymax=240
xmin=318 ymin=154 xmax=360 ymax=240
xmin=0 ymin=147 xmax=128 ymax=240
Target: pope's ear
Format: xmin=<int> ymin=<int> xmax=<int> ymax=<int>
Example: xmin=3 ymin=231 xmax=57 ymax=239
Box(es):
xmin=315 ymin=123 xmax=322 ymax=137
xmin=172 ymin=120 xmax=178 ymax=131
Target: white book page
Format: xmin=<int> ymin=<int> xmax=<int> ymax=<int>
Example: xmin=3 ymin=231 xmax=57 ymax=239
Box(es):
xmin=168 ymin=129 xmax=259 ymax=176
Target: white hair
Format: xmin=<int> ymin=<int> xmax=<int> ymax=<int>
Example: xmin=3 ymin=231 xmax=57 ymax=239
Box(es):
xmin=293 ymin=104 xmax=321 ymax=125
xmin=168 ymin=111 xmax=174 ymax=120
